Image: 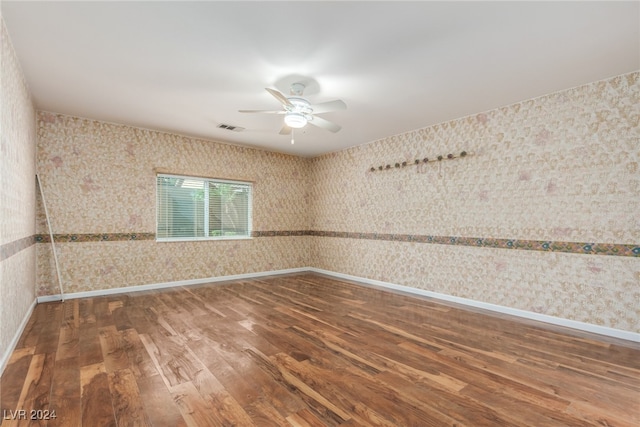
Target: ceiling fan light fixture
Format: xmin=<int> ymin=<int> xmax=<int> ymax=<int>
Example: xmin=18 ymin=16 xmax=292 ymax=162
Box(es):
xmin=240 ymin=84 xmax=345 ymax=137
xmin=284 ymin=112 xmax=307 ymax=128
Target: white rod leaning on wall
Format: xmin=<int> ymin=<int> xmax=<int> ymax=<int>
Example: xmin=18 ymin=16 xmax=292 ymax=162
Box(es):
xmin=36 ymin=173 xmax=64 ymax=301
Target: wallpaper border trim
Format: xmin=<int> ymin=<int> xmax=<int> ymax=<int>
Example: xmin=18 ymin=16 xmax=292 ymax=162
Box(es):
xmin=35 ymin=233 xmax=155 ymax=243
xmin=35 ymin=231 xmax=640 ymax=257
xmin=309 ymin=231 xmax=640 ymax=257
xmin=0 ymin=235 xmax=36 ymax=261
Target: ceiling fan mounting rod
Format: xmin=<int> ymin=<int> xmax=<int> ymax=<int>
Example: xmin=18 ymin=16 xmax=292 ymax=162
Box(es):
xmin=290 ymin=82 xmax=305 ymax=96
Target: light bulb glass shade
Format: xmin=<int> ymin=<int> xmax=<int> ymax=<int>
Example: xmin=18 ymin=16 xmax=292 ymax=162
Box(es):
xmin=284 ymin=112 xmax=307 ymax=128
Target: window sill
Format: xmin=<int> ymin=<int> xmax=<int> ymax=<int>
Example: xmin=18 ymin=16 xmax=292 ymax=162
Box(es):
xmin=156 ymin=236 xmax=253 ymax=243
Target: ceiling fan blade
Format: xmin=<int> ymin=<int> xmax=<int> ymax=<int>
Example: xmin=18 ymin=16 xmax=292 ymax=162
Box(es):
xmin=309 ymin=116 xmax=341 ymax=133
xmin=266 ymin=88 xmax=293 ymax=107
xmin=310 ymin=99 xmax=347 ymax=114
xmin=238 ymin=109 xmax=285 ymax=114
xmin=279 ymin=125 xmax=292 ymax=135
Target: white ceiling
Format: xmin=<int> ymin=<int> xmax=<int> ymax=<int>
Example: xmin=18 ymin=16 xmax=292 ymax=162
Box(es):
xmin=2 ymin=1 xmax=639 ymax=157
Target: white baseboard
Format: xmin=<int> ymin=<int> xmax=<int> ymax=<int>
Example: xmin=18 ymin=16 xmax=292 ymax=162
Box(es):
xmin=308 ymin=268 xmax=640 ymax=344
xmin=0 ymin=298 xmax=37 ymax=377
xmin=36 ymin=267 xmax=309 ymax=302
xmin=33 ymin=266 xmax=639 ymax=344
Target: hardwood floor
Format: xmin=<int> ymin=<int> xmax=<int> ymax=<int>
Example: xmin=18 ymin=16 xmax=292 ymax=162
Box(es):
xmin=1 ymin=272 xmax=638 ymax=426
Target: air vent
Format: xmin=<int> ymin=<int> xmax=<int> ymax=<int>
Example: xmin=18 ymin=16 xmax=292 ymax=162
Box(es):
xmin=217 ymin=123 xmax=245 ymax=132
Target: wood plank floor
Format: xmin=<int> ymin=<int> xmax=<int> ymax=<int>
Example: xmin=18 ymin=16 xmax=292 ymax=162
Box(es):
xmin=1 ymin=272 xmax=638 ymax=426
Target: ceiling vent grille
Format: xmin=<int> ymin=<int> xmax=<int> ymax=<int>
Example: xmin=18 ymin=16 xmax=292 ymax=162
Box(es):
xmin=217 ymin=123 xmax=245 ymax=132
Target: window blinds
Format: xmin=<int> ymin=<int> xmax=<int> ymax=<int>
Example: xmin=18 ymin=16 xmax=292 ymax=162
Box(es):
xmin=156 ymin=174 xmax=252 ymax=241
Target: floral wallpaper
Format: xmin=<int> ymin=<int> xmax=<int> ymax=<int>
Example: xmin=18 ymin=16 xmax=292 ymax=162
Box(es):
xmin=0 ymin=17 xmax=37 ymax=370
xmin=309 ymin=72 xmax=639 ymax=332
xmin=36 ymin=113 xmax=311 ymax=295
xmin=35 ymin=72 xmax=639 ymax=333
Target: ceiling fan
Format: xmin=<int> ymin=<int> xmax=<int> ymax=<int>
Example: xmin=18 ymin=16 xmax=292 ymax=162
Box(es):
xmin=239 ymin=83 xmax=346 ymax=140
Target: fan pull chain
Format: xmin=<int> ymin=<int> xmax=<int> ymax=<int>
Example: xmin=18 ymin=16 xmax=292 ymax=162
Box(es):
xmin=291 ymin=129 xmax=295 ymax=144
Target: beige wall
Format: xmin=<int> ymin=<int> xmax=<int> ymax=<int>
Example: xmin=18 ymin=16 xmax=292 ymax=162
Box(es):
xmin=309 ymin=72 xmax=639 ymax=332
xmin=0 ymin=17 xmax=37 ymax=369
xmin=34 ymin=73 xmax=639 ymax=333
xmin=35 ymin=114 xmax=310 ymax=294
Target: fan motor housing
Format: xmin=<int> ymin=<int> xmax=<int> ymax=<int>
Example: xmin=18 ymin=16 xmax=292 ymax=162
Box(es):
xmin=287 ymin=97 xmax=313 ymax=116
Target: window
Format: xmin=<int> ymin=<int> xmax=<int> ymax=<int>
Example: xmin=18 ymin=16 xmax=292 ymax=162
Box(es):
xmin=156 ymin=174 xmax=252 ymax=241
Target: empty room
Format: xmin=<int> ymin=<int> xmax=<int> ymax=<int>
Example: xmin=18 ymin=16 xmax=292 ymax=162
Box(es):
xmin=1 ymin=1 xmax=638 ymax=426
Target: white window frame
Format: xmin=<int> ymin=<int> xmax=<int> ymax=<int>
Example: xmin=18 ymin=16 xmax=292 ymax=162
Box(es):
xmin=156 ymin=173 xmax=253 ymax=242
